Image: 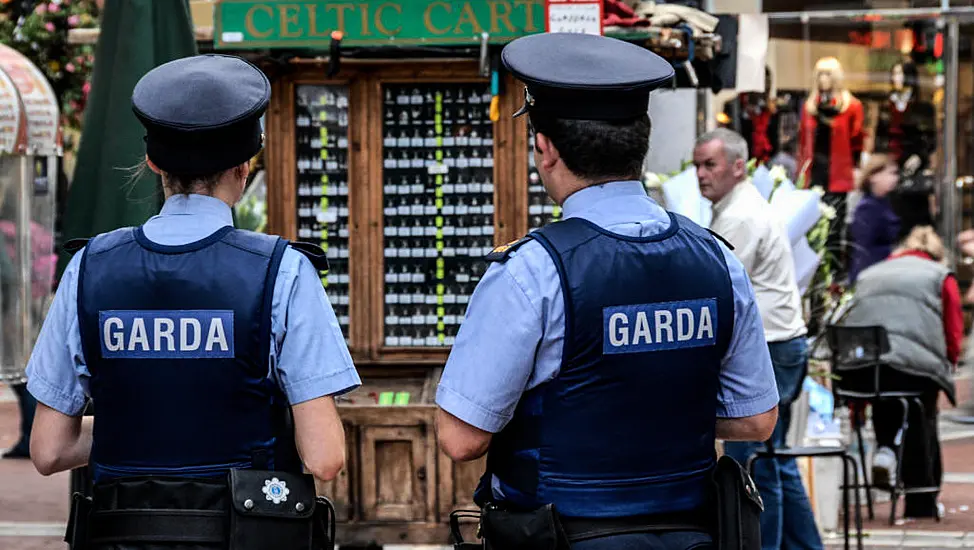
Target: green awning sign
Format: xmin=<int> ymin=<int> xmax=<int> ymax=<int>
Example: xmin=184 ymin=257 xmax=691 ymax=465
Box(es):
xmin=215 ymin=0 xmax=546 ymax=49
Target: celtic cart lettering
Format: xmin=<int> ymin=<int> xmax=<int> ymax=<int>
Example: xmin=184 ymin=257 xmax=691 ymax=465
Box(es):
xmin=215 ymin=0 xmax=545 ymax=48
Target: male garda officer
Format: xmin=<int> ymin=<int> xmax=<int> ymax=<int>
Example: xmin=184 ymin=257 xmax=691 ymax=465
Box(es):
xmin=435 ymin=34 xmax=779 ymax=549
xmin=24 ymin=55 xmax=360 ymax=548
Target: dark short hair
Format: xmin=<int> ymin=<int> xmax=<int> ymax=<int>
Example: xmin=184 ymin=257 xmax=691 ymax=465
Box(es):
xmin=529 ymin=113 xmax=651 ymax=181
xmin=893 ymin=61 xmax=920 ymax=92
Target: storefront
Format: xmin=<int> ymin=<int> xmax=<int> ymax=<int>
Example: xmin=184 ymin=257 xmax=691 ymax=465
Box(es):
xmin=201 ymin=0 xmax=735 ymax=544
xmin=723 ymin=3 xmax=974 ymax=297
xmin=712 ymin=1 xmax=974 ymax=530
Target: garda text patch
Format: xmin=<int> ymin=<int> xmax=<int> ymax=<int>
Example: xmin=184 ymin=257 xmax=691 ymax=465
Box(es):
xmin=99 ymin=310 xmax=235 ymax=359
xmin=603 ymin=298 xmax=717 ymax=354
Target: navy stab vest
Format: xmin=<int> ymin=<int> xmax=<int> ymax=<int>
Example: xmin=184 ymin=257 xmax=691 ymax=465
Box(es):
xmin=76 ymin=226 xmax=296 ymax=483
xmin=478 ymin=213 xmax=735 ymax=518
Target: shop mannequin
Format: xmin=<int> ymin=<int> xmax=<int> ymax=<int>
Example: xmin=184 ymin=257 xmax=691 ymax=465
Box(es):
xmin=739 ymin=67 xmax=780 ymax=165
xmin=798 ymin=57 xmax=864 ymax=287
xmin=876 ymin=60 xmax=938 ymax=242
xmin=798 ymin=57 xmax=865 ymax=193
xmin=875 ymin=61 xmax=936 ymax=184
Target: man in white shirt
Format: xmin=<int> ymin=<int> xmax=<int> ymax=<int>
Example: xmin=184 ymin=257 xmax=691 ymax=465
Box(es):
xmin=694 ymin=128 xmax=822 ymax=550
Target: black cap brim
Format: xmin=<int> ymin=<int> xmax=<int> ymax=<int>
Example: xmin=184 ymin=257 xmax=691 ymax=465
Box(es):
xmin=502 ymin=33 xmax=675 ymax=121
xmin=132 ymin=54 xmax=270 ymax=175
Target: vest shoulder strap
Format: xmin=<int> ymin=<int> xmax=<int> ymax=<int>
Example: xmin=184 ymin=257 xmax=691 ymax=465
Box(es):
xmin=526 ymin=217 xmax=603 ymax=255
xmin=667 ymin=211 xmax=734 ymax=252
xmin=83 ymin=227 xmax=138 ymax=255
xmin=706 ymin=228 xmax=735 ymax=251
xmin=485 ymin=236 xmax=533 ymax=263
xmin=221 ymin=229 xmax=280 ymax=257
xmin=63 ymin=238 xmax=90 ymax=255
xmin=289 ymin=241 xmax=330 ymax=271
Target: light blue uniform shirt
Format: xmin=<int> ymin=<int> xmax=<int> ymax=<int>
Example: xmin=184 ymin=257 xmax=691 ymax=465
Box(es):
xmin=25 ymin=194 xmax=361 ymax=417
xmin=436 ymin=181 xmax=778 ymax=433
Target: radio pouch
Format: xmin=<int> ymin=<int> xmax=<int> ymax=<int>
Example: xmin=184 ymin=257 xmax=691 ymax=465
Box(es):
xmin=228 ymin=469 xmax=318 ymax=550
xmin=65 ymin=491 xmax=93 ymax=549
xmin=480 ymin=503 xmax=571 ymax=550
xmin=711 ymin=455 xmax=763 ymax=550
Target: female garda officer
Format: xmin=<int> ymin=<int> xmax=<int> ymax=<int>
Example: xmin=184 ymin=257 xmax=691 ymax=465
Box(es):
xmin=24 ymin=54 xmax=360 ymax=548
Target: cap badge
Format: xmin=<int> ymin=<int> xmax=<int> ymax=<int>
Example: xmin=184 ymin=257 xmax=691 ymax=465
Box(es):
xmin=262 ymin=477 xmax=290 ymax=505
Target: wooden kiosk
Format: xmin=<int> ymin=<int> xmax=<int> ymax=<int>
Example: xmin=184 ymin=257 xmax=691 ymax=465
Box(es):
xmin=206 ymin=1 xmax=724 ymax=544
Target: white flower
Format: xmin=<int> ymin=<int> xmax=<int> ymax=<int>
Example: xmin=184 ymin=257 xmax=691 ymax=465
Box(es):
xmin=811 ymin=185 xmax=826 ymax=197
xmin=768 ymin=165 xmax=787 ymax=183
xmin=818 ymin=201 xmax=837 ymax=220
xmin=644 ymin=172 xmax=663 ymax=188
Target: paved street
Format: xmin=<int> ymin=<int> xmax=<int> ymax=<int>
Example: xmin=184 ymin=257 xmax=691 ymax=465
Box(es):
xmin=822 ymin=369 xmax=974 ymax=549
xmin=1 ymin=376 xmax=972 ymax=550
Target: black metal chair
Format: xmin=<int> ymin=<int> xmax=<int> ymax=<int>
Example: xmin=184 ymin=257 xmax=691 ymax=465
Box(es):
xmin=825 ymin=325 xmax=941 ymax=526
xmin=745 ymin=438 xmax=864 ymax=550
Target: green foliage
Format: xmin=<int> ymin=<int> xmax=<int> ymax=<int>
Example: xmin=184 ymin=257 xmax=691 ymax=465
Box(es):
xmin=234 ymin=193 xmax=266 ymax=233
xmin=807 ymin=215 xmax=831 ymax=252
xmin=0 ymin=0 xmax=101 ymax=152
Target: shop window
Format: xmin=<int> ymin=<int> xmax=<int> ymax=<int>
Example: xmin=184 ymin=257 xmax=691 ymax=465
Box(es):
xmin=761 ymin=18 xmax=944 ymax=194
xmin=763 ymin=0 xmax=941 ymax=12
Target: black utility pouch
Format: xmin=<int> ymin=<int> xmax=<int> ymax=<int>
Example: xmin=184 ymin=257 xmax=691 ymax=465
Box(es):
xmin=65 ymin=492 xmax=93 ymax=549
xmin=480 ymin=503 xmax=572 ymax=550
xmin=312 ymin=496 xmax=337 ymax=550
xmin=449 ymin=509 xmax=485 ymax=550
xmin=712 ymin=455 xmax=763 ymax=550
xmin=228 ymin=470 xmax=317 ymax=550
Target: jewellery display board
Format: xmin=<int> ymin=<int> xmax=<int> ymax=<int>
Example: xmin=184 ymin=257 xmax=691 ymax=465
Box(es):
xmin=380 ymin=83 xmax=496 ymax=349
xmin=294 ymin=84 xmax=351 ymax=341
xmin=263 ymin=61 xmax=526 ymax=544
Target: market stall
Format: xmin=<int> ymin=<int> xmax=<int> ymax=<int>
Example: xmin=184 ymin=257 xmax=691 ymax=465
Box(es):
xmin=0 ymin=43 xmax=60 ymax=461
xmin=0 ymin=42 xmax=60 ymax=387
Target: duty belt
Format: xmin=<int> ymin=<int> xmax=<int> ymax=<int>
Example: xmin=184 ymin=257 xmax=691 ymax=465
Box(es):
xmin=559 ymin=509 xmax=713 ymax=542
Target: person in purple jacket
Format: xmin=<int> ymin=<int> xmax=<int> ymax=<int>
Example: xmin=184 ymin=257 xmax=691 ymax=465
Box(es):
xmin=849 ymin=154 xmax=901 ymax=284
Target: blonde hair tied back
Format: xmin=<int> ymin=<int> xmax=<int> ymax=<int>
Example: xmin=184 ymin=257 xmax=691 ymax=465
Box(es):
xmin=894 ymin=225 xmax=947 ymax=264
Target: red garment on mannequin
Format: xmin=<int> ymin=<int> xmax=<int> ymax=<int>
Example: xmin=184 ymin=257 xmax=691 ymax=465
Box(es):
xmin=750 ymin=110 xmax=773 ymax=163
xmin=798 ymin=95 xmax=864 ymax=193
xmin=886 ymin=100 xmax=906 ymax=161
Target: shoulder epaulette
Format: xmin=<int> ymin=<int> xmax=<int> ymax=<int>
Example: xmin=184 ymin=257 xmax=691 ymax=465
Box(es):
xmin=707 ymin=229 xmax=735 ymax=251
xmin=289 ymin=241 xmax=330 ymax=271
xmin=63 ymin=238 xmax=90 ymax=255
xmin=485 ymin=236 xmax=533 ymax=263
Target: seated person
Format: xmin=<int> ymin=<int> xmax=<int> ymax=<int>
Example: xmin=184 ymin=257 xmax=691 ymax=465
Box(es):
xmin=840 ymin=226 xmax=961 ymax=519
